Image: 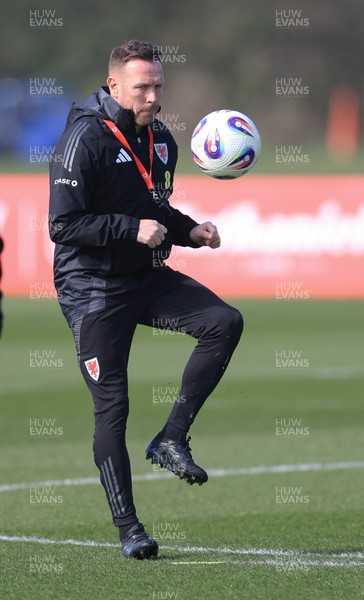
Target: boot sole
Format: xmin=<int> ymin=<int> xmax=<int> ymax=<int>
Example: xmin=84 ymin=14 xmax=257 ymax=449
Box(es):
xmin=146 ymin=449 xmax=208 ymax=486
xmin=122 ymin=544 xmax=158 ymax=560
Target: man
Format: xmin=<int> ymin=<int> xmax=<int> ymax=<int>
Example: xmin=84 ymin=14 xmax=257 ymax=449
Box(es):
xmin=49 ymin=39 xmax=243 ymax=560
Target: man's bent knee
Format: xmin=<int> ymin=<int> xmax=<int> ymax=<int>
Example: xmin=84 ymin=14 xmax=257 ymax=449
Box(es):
xmin=223 ymin=306 xmax=244 ymax=342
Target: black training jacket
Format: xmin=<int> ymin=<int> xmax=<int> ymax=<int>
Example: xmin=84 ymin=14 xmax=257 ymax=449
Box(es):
xmin=49 ymin=87 xmax=199 ymax=313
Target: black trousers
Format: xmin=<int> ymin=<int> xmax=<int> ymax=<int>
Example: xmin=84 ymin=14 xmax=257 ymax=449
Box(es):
xmin=70 ymin=267 xmax=243 ymax=527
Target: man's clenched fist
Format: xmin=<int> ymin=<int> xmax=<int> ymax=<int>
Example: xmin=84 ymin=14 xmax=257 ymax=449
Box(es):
xmin=137 ymin=219 xmax=168 ymax=248
xmin=189 ymin=222 xmax=221 ymax=249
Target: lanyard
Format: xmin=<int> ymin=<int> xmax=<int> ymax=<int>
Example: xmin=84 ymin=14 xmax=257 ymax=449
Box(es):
xmin=104 ymin=119 xmax=154 ymax=191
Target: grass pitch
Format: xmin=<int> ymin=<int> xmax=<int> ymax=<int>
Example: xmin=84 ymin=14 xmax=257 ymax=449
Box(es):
xmin=0 ymin=297 xmax=363 ymax=599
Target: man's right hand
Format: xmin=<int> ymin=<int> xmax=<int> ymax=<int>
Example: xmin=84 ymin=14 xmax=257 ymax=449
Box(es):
xmin=137 ymin=220 xmax=168 ymax=248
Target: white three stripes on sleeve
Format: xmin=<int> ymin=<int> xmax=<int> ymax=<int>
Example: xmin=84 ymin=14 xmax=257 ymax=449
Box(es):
xmin=62 ymin=121 xmax=91 ymax=173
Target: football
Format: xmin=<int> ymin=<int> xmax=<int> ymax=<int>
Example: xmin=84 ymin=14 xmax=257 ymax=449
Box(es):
xmin=191 ymin=109 xmax=261 ymax=179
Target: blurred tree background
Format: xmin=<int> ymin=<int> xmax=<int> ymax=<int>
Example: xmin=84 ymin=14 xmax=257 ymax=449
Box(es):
xmin=0 ymin=0 xmax=363 ymax=172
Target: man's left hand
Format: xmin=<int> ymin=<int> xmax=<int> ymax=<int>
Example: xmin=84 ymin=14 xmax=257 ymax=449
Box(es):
xmin=190 ymin=222 xmax=221 ymax=249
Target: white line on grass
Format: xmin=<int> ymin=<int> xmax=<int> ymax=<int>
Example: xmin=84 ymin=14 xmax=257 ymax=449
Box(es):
xmin=0 ymin=535 xmax=362 ymax=568
xmin=171 ymin=561 xmax=225 ymax=565
xmin=1 ymin=461 xmax=364 ymax=493
xmin=237 ymin=559 xmax=364 ymax=568
xmin=172 ymin=559 xmax=364 ymax=568
xmin=0 ymin=535 xmax=119 ymax=548
xmin=161 ymin=545 xmax=364 ymax=560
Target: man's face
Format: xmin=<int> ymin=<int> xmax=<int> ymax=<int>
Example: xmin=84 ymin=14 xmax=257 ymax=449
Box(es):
xmin=107 ymin=58 xmax=164 ymax=130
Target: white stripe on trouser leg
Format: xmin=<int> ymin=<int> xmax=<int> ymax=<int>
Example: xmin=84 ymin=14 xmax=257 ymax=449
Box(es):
xmin=100 ymin=463 xmax=120 ymax=516
xmin=101 ymin=460 xmax=122 ymax=516
xmin=107 ymin=457 xmax=125 ymax=514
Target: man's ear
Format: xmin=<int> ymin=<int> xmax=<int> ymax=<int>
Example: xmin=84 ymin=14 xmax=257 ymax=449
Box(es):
xmin=107 ymin=75 xmax=117 ymax=98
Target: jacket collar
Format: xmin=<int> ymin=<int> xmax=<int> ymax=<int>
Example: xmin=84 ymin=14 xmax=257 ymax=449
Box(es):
xmin=97 ymin=86 xmax=137 ymax=134
xmin=98 ymin=86 xmax=162 ymax=137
